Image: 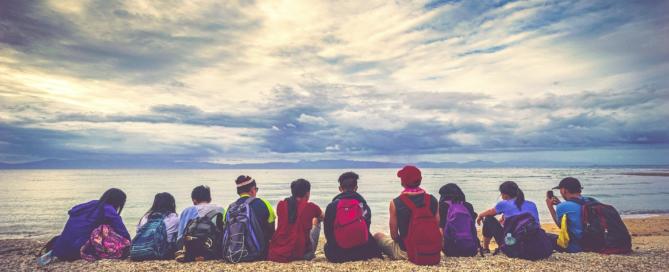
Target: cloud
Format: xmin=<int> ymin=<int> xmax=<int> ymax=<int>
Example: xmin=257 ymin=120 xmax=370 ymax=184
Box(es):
xmin=297 ymin=113 xmax=329 ymax=126
xmin=0 ymin=0 xmax=668 ymax=164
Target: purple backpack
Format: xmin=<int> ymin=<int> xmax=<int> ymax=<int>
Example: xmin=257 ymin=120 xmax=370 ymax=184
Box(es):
xmin=442 ymin=201 xmax=479 ymax=257
xmin=498 ymin=213 xmax=553 ymax=260
xmin=80 ymin=224 xmax=130 ymax=261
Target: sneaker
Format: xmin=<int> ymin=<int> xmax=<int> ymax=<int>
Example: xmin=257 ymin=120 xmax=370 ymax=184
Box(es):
xmin=36 ymin=250 xmax=58 ymax=266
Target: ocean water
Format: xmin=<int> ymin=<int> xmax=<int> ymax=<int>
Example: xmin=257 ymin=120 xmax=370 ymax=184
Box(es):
xmin=0 ymin=168 xmax=668 ymax=239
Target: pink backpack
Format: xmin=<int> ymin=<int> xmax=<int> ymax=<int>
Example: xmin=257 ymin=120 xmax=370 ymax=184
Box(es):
xmin=80 ymin=224 xmax=130 ymax=261
xmin=333 ymin=199 xmax=368 ymax=248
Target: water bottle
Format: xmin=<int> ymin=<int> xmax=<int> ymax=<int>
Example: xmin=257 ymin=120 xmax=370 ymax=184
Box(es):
xmin=504 ymin=233 xmax=516 ymax=246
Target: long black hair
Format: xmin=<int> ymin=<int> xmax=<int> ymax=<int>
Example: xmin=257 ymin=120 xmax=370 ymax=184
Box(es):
xmin=98 ymin=188 xmax=127 ymax=215
xmin=145 ymin=192 xmax=176 ymax=217
xmin=286 ymin=179 xmax=311 ymax=224
xmin=499 ymin=181 xmax=525 ymax=210
xmin=439 ymin=183 xmax=466 ymax=203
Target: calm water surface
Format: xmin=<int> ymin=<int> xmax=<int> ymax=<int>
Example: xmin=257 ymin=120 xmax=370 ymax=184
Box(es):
xmin=1 ymin=168 xmax=668 ymax=239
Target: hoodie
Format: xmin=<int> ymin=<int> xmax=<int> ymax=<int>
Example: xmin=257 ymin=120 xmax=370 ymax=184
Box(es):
xmin=52 ymin=200 xmax=130 ymax=261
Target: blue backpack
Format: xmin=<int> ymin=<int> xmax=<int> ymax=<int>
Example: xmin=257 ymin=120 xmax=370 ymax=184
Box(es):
xmin=442 ymin=201 xmax=480 ymax=257
xmin=496 ymin=213 xmax=553 ymax=260
xmin=222 ymin=197 xmax=266 ymax=263
xmin=130 ymin=213 xmax=170 ymax=261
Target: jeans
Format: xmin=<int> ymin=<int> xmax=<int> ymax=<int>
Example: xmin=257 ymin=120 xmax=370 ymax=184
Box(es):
xmin=303 ymin=221 xmax=321 ymax=260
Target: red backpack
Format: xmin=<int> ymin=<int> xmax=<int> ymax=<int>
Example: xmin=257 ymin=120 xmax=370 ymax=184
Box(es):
xmin=399 ymin=194 xmax=442 ymax=265
xmin=268 ymin=200 xmax=307 ymax=262
xmin=333 ymin=198 xmax=368 ymax=249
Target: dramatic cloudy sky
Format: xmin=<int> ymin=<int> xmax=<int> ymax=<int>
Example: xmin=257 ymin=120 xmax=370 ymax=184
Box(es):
xmin=1 ymin=0 xmax=668 ymax=165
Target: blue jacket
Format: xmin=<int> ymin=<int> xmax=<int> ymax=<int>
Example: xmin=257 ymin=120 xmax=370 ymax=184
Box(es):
xmin=52 ymin=200 xmax=130 ymax=260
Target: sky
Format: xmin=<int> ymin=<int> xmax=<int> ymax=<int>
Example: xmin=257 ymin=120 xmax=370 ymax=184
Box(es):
xmin=1 ymin=0 xmax=668 ymax=166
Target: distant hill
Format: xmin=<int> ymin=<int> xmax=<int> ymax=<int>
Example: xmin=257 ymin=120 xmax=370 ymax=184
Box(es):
xmin=0 ymin=158 xmax=666 ymax=169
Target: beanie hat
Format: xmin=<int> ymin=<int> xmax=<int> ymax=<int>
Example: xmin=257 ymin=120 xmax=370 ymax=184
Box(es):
xmin=397 ymin=165 xmax=422 ymax=187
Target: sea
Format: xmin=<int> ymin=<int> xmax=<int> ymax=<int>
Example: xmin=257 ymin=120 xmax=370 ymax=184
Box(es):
xmin=1 ymin=168 xmax=668 ymax=239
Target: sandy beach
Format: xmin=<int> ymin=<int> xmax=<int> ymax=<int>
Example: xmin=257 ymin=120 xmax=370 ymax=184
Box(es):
xmin=1 ymin=216 xmax=667 ymax=272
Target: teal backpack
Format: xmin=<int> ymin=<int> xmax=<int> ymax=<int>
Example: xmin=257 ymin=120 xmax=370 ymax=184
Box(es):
xmin=130 ymin=213 xmax=170 ymax=261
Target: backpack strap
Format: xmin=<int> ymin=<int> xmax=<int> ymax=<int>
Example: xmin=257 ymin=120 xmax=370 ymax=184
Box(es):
xmin=398 ymin=193 xmax=431 ymax=211
xmin=244 ymin=196 xmax=257 ymax=205
xmin=204 ymin=209 xmax=222 ymax=220
xmin=398 ymin=194 xmax=417 ymax=210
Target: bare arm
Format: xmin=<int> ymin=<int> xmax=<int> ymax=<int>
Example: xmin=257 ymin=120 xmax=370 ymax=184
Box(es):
xmin=546 ymin=197 xmax=560 ymax=226
xmin=476 ymin=207 xmax=497 ymax=226
xmin=389 ymin=200 xmax=400 ymax=241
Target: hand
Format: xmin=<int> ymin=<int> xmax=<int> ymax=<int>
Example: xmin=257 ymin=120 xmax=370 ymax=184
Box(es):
xmin=476 ymin=215 xmax=483 ymax=226
xmin=545 ymin=197 xmax=560 ymax=207
xmin=499 ymin=215 xmax=505 ymax=225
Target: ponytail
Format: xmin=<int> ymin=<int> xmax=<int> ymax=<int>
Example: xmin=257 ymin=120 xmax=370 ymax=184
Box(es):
xmin=499 ymin=181 xmax=524 ymax=210
xmin=514 ymin=187 xmax=525 ymax=210
xmin=286 ymin=196 xmax=297 ymax=224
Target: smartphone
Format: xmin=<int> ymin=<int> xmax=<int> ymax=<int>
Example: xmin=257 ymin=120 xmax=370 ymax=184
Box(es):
xmin=546 ymin=190 xmax=554 ymax=199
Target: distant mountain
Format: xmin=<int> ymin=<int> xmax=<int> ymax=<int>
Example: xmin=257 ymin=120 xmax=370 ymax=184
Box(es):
xmin=0 ymin=158 xmax=666 ymax=169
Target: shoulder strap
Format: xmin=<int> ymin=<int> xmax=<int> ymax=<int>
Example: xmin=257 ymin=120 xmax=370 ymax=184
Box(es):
xmin=244 ymin=196 xmax=257 ymax=205
xmin=204 ymin=209 xmax=221 ymax=220
xmin=399 ymin=194 xmax=417 ymax=210
xmin=423 ymin=194 xmax=431 ymax=210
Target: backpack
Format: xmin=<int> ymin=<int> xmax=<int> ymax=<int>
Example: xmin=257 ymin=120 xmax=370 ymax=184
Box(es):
xmin=399 ymin=194 xmax=442 ymax=265
xmin=179 ymin=210 xmax=223 ymax=262
xmin=268 ymin=199 xmax=307 ymax=262
xmin=80 ymin=224 xmax=131 ymax=261
xmin=222 ymin=197 xmax=266 ymax=263
xmin=442 ymin=201 xmax=479 ymax=257
xmin=333 ymin=198 xmax=368 ymax=249
xmin=497 ymin=213 xmax=553 ymax=260
xmin=130 ymin=213 xmax=170 ymax=261
xmin=36 ymin=235 xmax=60 ymax=257
xmin=568 ymin=197 xmax=632 ymax=254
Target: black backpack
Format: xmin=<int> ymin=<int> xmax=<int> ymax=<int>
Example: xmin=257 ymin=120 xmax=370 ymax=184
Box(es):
xmin=177 ymin=210 xmax=223 ymax=262
xmin=568 ymin=197 xmax=632 ymax=254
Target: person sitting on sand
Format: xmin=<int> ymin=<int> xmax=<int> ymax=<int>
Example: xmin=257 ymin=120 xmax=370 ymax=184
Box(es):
xmin=476 ymin=181 xmax=540 ymax=253
xmin=176 ymin=185 xmax=224 ymax=241
xmin=38 ymin=188 xmax=131 ymax=265
xmin=374 ymin=166 xmax=440 ymax=261
xmin=268 ymin=179 xmax=324 ymax=262
xmin=546 ymin=177 xmax=585 ymax=253
xmin=439 ymin=183 xmax=481 ymax=257
xmin=133 ymin=192 xmax=180 ymax=259
xmin=323 ymin=172 xmax=383 ymax=263
xmin=223 ymin=175 xmax=276 ymax=261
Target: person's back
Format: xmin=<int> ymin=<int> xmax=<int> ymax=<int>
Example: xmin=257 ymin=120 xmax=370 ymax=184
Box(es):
xmin=324 ymin=172 xmax=382 ymax=263
xmin=374 ymin=166 xmax=441 ymax=265
xmin=174 ymin=185 xmax=224 ymax=262
xmin=176 ymin=186 xmax=224 ymax=240
xmin=132 ymin=192 xmax=180 ymax=260
xmin=495 ymin=198 xmax=540 ymax=222
xmin=269 ymin=179 xmax=323 ymax=262
xmin=222 ymin=175 xmax=276 ymax=262
xmin=438 ymin=183 xmax=480 ymax=257
xmin=50 ymin=189 xmax=130 ymax=262
xmin=547 ymin=177 xmax=587 ymax=253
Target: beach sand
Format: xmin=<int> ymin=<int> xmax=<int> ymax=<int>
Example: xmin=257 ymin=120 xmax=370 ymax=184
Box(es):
xmin=2 ymin=216 xmax=668 ymax=272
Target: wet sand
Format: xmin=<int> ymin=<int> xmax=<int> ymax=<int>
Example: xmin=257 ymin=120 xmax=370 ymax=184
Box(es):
xmin=2 ymin=216 xmax=668 ymax=272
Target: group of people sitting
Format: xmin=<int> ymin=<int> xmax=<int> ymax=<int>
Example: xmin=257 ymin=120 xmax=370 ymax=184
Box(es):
xmin=37 ymin=166 xmax=632 ymax=266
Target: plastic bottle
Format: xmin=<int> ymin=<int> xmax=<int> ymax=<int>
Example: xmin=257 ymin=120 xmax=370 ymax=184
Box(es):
xmin=504 ymin=233 xmax=516 ymax=246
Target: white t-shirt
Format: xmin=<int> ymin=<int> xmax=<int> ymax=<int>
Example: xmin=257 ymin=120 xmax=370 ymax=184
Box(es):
xmin=137 ymin=212 xmax=180 ymax=242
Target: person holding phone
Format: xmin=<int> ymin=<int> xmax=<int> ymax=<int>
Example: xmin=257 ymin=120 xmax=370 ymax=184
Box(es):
xmin=546 ymin=177 xmax=585 ymax=253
